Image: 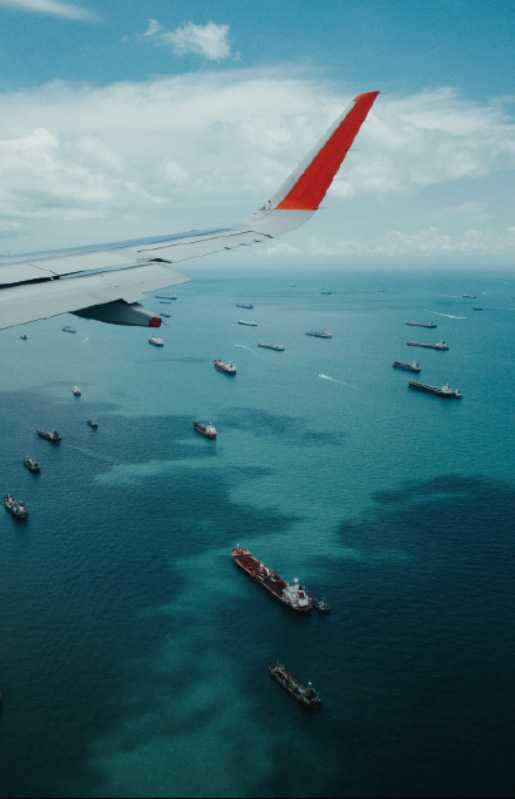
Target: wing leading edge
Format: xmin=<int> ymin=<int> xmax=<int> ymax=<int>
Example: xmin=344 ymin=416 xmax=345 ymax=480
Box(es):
xmin=0 ymin=91 xmax=379 ymax=331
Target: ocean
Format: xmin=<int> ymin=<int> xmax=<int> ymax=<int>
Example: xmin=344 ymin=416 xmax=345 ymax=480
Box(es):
xmin=0 ymin=265 xmax=514 ymax=798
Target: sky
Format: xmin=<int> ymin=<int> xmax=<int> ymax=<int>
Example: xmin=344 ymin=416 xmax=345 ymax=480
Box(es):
xmin=0 ymin=0 xmax=514 ymax=269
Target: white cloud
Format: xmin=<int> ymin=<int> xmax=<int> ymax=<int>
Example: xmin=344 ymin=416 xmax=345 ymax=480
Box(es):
xmin=306 ymin=226 xmax=515 ymax=260
xmin=0 ymin=70 xmax=513 ymax=263
xmin=141 ymin=19 xmax=231 ymax=62
xmin=0 ymin=0 xmax=94 ymax=20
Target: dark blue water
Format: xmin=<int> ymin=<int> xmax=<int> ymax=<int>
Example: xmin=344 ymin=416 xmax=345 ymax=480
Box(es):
xmin=0 ymin=267 xmax=514 ymax=797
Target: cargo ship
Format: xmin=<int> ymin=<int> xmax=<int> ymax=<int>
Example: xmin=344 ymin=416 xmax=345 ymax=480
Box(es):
xmin=408 ymin=379 xmax=462 ymax=399
xmin=393 ymin=360 xmax=421 ymax=373
xmin=37 ymin=429 xmax=62 ymax=442
xmin=193 ymin=421 xmax=217 ymax=439
xmin=258 ymin=343 xmax=285 ymax=351
xmin=232 ymin=548 xmax=313 ymax=612
xmin=407 ymin=340 xmax=449 ymax=350
xmin=406 ymin=321 xmax=437 ymax=328
xmin=214 ymin=359 xmax=237 ymax=375
xmin=306 ymin=330 xmax=332 ymax=338
xmin=269 ymin=662 xmax=322 ymax=709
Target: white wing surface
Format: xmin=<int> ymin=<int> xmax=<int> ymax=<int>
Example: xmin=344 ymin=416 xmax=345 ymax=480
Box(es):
xmin=0 ymin=91 xmax=379 ymax=331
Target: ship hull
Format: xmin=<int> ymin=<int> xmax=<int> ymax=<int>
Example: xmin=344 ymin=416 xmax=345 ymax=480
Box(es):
xmin=407 ymin=341 xmax=448 ymax=350
xmin=214 ymin=360 xmax=236 ymax=375
xmin=408 ymin=380 xmax=462 ymax=399
xmin=269 ymin=662 xmax=321 ymax=709
xmin=193 ymin=422 xmax=217 ymax=439
xmin=393 ymin=361 xmax=420 ymax=372
xmin=232 ymin=548 xmax=312 ymax=612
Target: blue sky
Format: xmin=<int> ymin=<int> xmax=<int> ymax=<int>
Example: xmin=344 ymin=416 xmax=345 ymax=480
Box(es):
xmin=0 ymin=0 xmax=514 ymax=268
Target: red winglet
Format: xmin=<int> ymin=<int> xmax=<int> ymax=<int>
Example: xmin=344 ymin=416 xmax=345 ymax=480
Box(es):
xmin=276 ymin=91 xmax=379 ymax=211
xmin=148 ymin=316 xmax=162 ymax=328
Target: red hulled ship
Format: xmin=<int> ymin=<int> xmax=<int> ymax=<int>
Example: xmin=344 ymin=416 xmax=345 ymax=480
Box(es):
xmin=231 ymin=548 xmax=313 ymax=612
xmin=214 ymin=359 xmax=237 ymax=375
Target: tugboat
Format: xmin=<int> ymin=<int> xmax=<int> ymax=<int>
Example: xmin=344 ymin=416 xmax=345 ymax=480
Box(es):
xmin=193 ymin=421 xmax=217 ymax=439
xmin=149 ymin=336 xmax=164 ymax=346
xmin=23 ymin=456 xmax=40 ymax=474
xmin=408 ymin=379 xmax=462 ymax=399
xmin=306 ymin=330 xmax=332 ymax=338
xmin=4 ymin=494 xmax=29 ymax=520
xmin=37 ymin=429 xmax=62 ymax=442
xmin=393 ymin=360 xmax=421 ymax=373
xmin=232 ymin=548 xmax=313 ymax=612
xmin=269 ymin=663 xmax=321 ymax=709
xmin=406 ymin=322 xmax=437 ymax=328
xmin=407 ymin=340 xmax=449 ymax=350
xmin=258 ymin=343 xmax=285 ymax=351
xmin=214 ymin=359 xmax=237 ymax=375
xmin=72 ymin=386 xmax=81 ymax=396
xmin=87 ymin=419 xmax=98 ymax=429
xmin=312 ymin=596 xmax=331 ymax=613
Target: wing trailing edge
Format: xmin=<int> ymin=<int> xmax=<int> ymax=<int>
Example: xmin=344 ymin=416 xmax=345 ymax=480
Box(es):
xmin=0 ymin=91 xmax=379 ymax=330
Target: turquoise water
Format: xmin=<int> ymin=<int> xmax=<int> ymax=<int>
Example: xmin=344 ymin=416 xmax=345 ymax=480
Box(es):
xmin=0 ymin=266 xmax=514 ymax=797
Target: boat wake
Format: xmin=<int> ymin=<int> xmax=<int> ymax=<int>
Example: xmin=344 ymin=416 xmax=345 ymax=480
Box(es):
xmin=319 ymin=374 xmax=358 ymax=389
xmin=234 ymin=344 xmax=256 ymax=354
xmin=433 ymin=312 xmax=467 ymax=319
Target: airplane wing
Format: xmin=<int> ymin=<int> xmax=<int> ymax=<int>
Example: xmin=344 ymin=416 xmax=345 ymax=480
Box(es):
xmin=0 ymin=90 xmax=379 ymax=331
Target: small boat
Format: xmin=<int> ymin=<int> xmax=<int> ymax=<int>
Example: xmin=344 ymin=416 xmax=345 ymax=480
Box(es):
xmin=393 ymin=360 xmax=421 ymax=373
xmin=258 ymin=343 xmax=285 ymax=351
xmin=72 ymin=386 xmax=81 ymax=396
xmin=473 ymin=307 xmax=483 ymax=311
xmin=214 ymin=359 xmax=237 ymax=375
xmin=161 ymin=312 xmax=171 ymax=318
xmin=236 ymin=303 xmax=253 ymax=309
xmin=312 ymin=596 xmax=330 ymax=613
xmin=269 ymin=663 xmax=321 ymax=709
xmin=20 ymin=334 xmax=28 ymax=340
xmin=37 ymin=429 xmax=62 ymax=442
xmin=87 ymin=419 xmax=98 ymax=429
xmin=238 ymin=320 xmax=258 ymax=326
xmin=62 ymin=326 xmax=76 ymax=333
xmin=407 ymin=340 xmax=449 ymax=350
xmin=321 ymin=291 xmax=332 ymax=295
xmin=4 ymin=494 xmax=29 ymax=520
xmin=306 ymin=330 xmax=332 ymax=338
xmin=23 ymin=456 xmax=40 ymax=474
xmin=408 ymin=379 xmax=462 ymax=399
xmin=193 ymin=421 xmax=217 ymax=439
xmin=462 ymin=293 xmax=477 ymax=299
xmin=149 ymin=336 xmax=164 ymax=346
xmin=406 ymin=321 xmax=437 ymax=328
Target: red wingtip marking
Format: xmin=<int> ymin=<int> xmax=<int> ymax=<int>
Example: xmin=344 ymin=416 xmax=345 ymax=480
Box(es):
xmin=276 ymin=90 xmax=379 ymax=211
xmin=149 ymin=316 xmax=162 ymax=328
